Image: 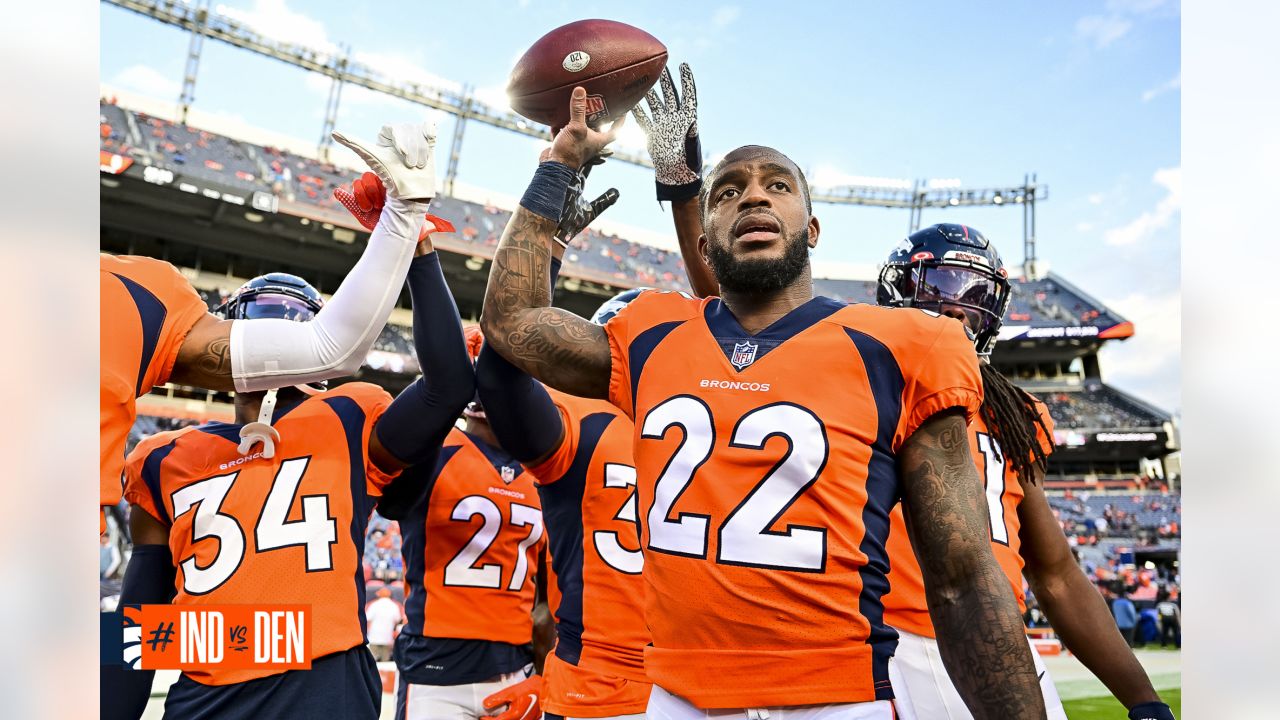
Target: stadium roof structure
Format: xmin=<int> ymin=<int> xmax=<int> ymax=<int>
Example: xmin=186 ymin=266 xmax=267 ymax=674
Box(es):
xmin=104 ymin=0 xmax=1050 ymax=266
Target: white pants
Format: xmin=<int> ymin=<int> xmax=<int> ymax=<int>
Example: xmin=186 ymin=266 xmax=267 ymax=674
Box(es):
xmin=888 ymin=628 xmax=1067 ymax=720
xmin=547 ymin=714 xmax=645 ymax=720
xmin=399 ymin=664 xmax=533 ymax=720
xmin=646 ymin=685 xmax=895 ymax=719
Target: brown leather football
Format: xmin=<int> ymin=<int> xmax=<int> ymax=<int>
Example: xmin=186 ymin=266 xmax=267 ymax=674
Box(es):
xmin=507 ymin=19 xmax=668 ymax=131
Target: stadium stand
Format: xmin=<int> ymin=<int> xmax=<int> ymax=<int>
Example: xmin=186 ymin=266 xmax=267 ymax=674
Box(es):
xmin=1041 ymin=385 xmax=1167 ymax=429
xmin=99 ymin=98 xmax=1138 ymax=327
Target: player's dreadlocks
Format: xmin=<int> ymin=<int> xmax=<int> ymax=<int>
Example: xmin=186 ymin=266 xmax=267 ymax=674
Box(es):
xmin=978 ymin=362 xmax=1054 ymax=486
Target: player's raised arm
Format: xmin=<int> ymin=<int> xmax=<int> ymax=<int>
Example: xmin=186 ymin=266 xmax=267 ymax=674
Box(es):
xmin=632 ymin=62 xmax=718 ymax=298
xmin=170 ymin=122 xmax=437 ymax=393
xmin=1018 ymin=478 xmax=1174 ymax=719
xmin=326 ymin=173 xmax=477 ymax=512
xmin=480 ymin=87 xmax=620 ymax=399
xmin=899 ymin=408 xmax=1048 ymax=719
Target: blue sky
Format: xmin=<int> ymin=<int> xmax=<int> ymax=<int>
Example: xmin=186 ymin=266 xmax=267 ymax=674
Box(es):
xmin=100 ymin=0 xmax=1181 ymax=413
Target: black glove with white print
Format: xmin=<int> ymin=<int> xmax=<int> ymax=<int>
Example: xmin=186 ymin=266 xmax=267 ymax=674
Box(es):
xmin=631 ymin=62 xmax=702 ymax=203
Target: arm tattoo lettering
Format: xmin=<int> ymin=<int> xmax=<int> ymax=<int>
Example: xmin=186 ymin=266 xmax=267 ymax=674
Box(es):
xmin=901 ymin=410 xmax=1047 ymax=719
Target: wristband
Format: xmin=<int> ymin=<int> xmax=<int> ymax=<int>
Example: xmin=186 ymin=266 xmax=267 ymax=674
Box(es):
xmin=519 ymin=161 xmax=578 ymax=223
xmin=657 ymin=177 xmax=703 ymax=203
xmin=1128 ymin=701 xmax=1175 ymax=720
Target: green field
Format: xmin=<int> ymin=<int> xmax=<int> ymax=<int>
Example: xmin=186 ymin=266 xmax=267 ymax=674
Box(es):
xmin=1064 ymin=688 xmax=1181 ymax=719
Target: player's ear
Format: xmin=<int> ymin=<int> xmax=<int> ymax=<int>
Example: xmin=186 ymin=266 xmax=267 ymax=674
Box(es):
xmin=698 ymin=233 xmax=710 ymax=262
xmin=807 ymin=215 xmax=820 ymax=249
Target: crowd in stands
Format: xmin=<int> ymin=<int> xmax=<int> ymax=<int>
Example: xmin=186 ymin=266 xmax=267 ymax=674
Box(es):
xmin=1040 ymin=385 xmax=1165 ymax=429
xmin=102 ymin=100 xmax=1127 ymax=329
xmin=1047 ymin=490 xmax=1181 ymax=544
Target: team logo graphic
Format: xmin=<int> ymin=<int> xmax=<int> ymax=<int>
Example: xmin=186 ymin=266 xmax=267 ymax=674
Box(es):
xmin=730 ymin=341 xmax=759 ymax=370
xmin=585 ymin=94 xmax=609 ymax=125
xmin=501 ymin=466 xmax=516 ymax=484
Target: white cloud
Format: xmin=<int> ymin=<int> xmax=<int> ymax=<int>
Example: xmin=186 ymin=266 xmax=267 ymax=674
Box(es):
xmin=1076 ymin=222 xmax=1095 ymax=233
xmin=111 ymin=64 xmax=181 ymax=99
xmin=1088 ymin=192 xmax=1105 ymax=205
xmin=1075 ymin=0 xmax=1174 ymax=50
xmin=217 ymin=0 xmax=337 ymax=54
xmin=1142 ymin=71 xmax=1181 ymax=102
xmin=1076 ymin=15 xmax=1132 ymax=49
xmin=1098 ymin=289 xmax=1181 ymax=410
xmin=712 ymin=6 xmax=741 ymax=28
xmin=1104 ymin=166 xmax=1181 ymax=246
xmin=809 ymin=164 xmax=912 ymax=190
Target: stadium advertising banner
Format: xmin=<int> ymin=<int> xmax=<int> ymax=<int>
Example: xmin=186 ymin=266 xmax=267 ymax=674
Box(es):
xmin=999 ymin=321 xmax=1135 ymax=342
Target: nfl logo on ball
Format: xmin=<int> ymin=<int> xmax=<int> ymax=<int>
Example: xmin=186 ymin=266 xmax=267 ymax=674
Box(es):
xmin=730 ymin=341 xmax=758 ymax=370
xmin=501 ymin=466 xmax=516 ymax=484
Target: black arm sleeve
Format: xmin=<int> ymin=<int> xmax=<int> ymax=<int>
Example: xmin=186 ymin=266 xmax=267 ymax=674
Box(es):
xmin=101 ymin=545 xmax=177 ymax=720
xmin=374 ymin=253 xmax=475 ymax=517
xmin=474 ymin=258 xmax=565 ymax=464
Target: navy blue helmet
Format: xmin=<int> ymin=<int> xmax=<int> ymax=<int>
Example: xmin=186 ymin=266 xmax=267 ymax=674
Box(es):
xmin=590 ymin=287 xmax=650 ymax=326
xmin=877 ymin=223 xmax=1011 ymax=355
xmin=217 ymin=272 xmax=324 ymax=322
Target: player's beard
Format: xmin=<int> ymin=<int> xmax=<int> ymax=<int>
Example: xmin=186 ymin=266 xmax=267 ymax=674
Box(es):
xmin=706 ymin=227 xmax=811 ymax=295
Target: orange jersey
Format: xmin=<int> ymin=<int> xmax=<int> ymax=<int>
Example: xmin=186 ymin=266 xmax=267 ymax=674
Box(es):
xmin=121 ymin=382 xmax=398 ymax=685
xmin=400 ymin=428 xmax=543 ymax=645
xmin=528 ymin=388 xmax=651 ymax=714
xmin=102 ymin=254 xmax=209 ymax=509
xmin=603 ymin=291 xmax=983 ymax=708
xmin=883 ymin=398 xmax=1057 ymax=637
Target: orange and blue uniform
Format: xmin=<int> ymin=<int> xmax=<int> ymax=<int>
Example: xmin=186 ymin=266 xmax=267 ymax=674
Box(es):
xmin=395 ymin=428 xmax=544 ymax=686
xmin=883 ymin=399 xmax=1057 ymax=636
xmin=529 ymin=388 xmax=652 ymax=717
xmin=603 ymin=291 xmax=982 ymax=708
xmin=121 ymin=382 xmax=398 ymax=687
xmin=102 ymin=254 xmax=209 ymax=515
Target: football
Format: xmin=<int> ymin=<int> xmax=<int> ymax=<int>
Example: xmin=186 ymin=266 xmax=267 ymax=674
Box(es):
xmin=507 ymin=19 xmax=668 ymax=130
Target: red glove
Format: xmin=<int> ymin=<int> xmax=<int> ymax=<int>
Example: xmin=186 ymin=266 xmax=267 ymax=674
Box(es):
xmin=482 ymin=674 xmax=542 ymax=720
xmin=333 ymin=171 xmax=455 ymax=240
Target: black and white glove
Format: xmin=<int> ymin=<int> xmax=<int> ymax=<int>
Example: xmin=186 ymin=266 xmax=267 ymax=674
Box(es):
xmin=631 ymin=63 xmax=702 ymax=203
xmin=554 ymin=170 xmax=619 ymax=248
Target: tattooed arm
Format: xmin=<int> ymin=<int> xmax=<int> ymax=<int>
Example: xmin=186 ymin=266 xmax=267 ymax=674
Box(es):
xmin=479 ymin=87 xmax=620 ymax=399
xmin=899 ymin=408 xmax=1048 ymax=719
xmin=170 ymin=313 xmax=237 ymax=391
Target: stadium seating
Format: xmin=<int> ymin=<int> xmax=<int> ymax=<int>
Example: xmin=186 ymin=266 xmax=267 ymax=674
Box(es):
xmin=98 ymin=100 xmax=1138 ymax=330
xmin=1040 ymin=385 xmax=1166 ymax=429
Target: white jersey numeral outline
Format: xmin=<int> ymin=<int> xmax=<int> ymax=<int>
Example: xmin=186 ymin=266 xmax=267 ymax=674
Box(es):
xmin=443 ymin=495 xmax=544 ymax=591
xmin=170 ymin=456 xmax=338 ymax=595
xmin=643 ymin=395 xmax=829 ymax=572
xmin=975 ymin=432 xmax=1011 ymax=545
xmin=592 ymin=463 xmax=643 ymax=574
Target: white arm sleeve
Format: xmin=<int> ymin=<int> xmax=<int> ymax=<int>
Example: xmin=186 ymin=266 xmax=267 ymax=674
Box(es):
xmin=229 ymin=196 xmax=427 ymax=392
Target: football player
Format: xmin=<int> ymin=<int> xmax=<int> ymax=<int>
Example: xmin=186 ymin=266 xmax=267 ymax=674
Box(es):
xmin=103 ymin=189 xmax=475 ymax=719
xmin=390 ymin=327 xmax=554 ymax=720
xmin=876 ymin=224 xmax=1177 ymax=720
xmin=473 ymin=179 xmax=652 ymax=720
xmin=479 ymin=88 xmax=1046 ymax=718
xmin=101 ymin=122 xmax=437 ymax=529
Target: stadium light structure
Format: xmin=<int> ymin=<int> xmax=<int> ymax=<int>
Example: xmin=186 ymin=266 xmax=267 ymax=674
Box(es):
xmin=104 ymin=0 xmax=654 ymax=192
xmin=104 ymin=0 xmax=1050 ymax=268
xmin=810 ymin=174 xmax=1048 ymax=269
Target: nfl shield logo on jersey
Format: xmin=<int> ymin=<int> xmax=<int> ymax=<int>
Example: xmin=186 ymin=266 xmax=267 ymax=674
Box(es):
xmin=500 ymin=466 xmax=516 ymax=484
xmin=730 ymin=341 xmax=759 ymax=370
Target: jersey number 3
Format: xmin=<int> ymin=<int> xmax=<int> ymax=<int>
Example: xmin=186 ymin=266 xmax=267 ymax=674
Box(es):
xmin=170 ymin=457 xmax=337 ymax=595
xmin=642 ymin=396 xmax=827 ymax=572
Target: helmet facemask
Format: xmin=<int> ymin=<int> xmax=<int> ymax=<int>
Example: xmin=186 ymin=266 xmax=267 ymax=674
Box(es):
xmin=878 ymin=259 xmax=1011 ymax=355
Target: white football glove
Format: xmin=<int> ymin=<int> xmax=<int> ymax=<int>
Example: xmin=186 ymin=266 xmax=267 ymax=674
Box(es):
xmin=332 ymin=122 xmax=437 ymax=201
